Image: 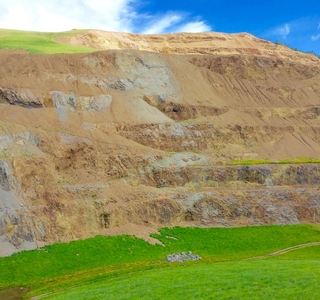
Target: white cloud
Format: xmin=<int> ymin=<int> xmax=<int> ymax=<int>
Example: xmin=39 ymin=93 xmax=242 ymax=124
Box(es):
xmin=177 ymin=21 xmax=211 ymax=33
xmin=0 ymin=0 xmax=212 ymax=34
xmin=0 ymin=0 xmax=135 ymax=32
xmin=312 ymin=22 xmax=320 ymax=40
xmin=264 ymin=23 xmax=291 ymax=39
xmin=275 ymin=24 xmax=290 ymax=39
xmin=311 ymin=34 xmax=320 ymax=41
xmin=142 ymin=13 xmax=183 ymax=34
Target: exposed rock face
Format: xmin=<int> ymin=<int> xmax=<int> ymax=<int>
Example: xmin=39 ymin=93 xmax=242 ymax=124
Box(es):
xmin=0 ymin=30 xmax=320 ymax=256
xmin=0 ymin=88 xmax=43 ymax=108
xmin=0 ymin=161 xmax=37 ymax=256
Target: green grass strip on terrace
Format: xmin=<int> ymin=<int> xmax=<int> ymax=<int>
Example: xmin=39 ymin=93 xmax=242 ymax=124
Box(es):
xmin=231 ymin=157 xmax=320 ymax=165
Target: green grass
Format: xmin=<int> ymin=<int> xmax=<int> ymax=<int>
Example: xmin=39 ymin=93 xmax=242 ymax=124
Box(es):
xmin=231 ymin=156 xmax=320 ymax=165
xmin=270 ymin=245 xmax=320 ymax=260
xmin=0 ymin=28 xmax=96 ymax=54
xmin=41 ymin=244 xmax=320 ymax=300
xmin=0 ymin=224 xmax=320 ymax=298
xmin=152 ymin=225 xmax=320 ymax=260
xmin=41 ymin=260 xmax=320 ymax=300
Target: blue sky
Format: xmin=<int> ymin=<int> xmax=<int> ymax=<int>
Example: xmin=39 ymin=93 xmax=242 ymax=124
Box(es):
xmin=0 ymin=0 xmax=319 ymax=55
xmin=138 ymin=0 xmax=320 ymax=55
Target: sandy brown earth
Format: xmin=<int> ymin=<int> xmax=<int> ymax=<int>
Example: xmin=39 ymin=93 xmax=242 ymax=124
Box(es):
xmin=57 ymin=30 xmax=319 ymax=66
xmin=0 ymin=30 xmax=320 ymax=256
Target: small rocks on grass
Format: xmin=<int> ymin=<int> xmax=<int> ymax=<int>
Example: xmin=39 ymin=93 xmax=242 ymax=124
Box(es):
xmin=166 ymin=251 xmax=202 ymax=262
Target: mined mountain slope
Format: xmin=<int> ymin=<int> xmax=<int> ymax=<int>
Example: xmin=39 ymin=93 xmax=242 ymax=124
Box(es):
xmin=0 ymin=30 xmax=320 ymax=256
xmin=57 ymin=30 xmax=319 ymax=66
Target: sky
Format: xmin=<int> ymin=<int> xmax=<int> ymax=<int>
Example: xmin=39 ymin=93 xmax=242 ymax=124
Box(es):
xmin=0 ymin=0 xmax=319 ymax=55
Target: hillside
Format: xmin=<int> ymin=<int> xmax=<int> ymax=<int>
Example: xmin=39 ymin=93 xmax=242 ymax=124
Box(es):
xmin=0 ymin=29 xmax=320 ymax=256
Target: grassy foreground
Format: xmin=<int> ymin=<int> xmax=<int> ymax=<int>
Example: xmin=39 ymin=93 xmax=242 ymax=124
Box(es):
xmin=0 ymin=29 xmax=96 ymax=54
xmin=0 ymin=225 xmax=320 ymax=298
xmin=41 ymin=259 xmax=320 ymax=300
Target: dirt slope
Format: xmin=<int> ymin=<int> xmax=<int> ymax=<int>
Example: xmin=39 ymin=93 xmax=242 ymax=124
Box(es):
xmin=0 ymin=30 xmax=320 ymax=256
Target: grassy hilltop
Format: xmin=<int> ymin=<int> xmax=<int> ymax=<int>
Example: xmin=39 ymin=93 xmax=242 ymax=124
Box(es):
xmin=0 ymin=29 xmax=95 ymax=54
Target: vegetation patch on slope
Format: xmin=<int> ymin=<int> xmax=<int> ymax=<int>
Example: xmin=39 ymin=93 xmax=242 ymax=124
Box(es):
xmin=231 ymin=157 xmax=320 ymax=165
xmin=0 ymin=29 xmax=96 ymax=54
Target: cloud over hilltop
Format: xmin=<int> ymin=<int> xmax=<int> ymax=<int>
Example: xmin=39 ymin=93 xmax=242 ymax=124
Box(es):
xmin=0 ymin=0 xmax=211 ymax=33
xmin=264 ymin=23 xmax=291 ymax=39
